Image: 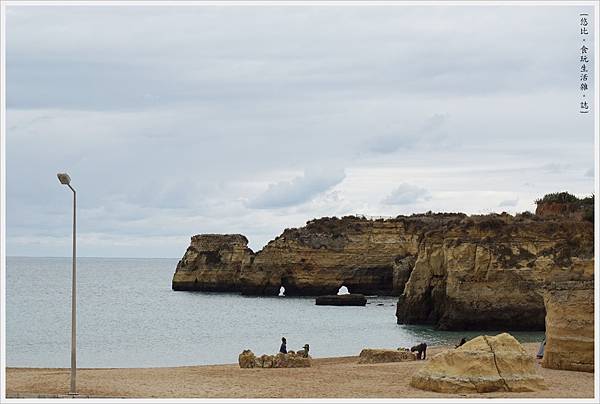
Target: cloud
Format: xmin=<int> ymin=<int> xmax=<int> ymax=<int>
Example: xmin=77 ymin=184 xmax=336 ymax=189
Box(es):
xmin=247 ymin=168 xmax=346 ymax=209
xmin=540 ymin=163 xmax=569 ymax=173
xmin=367 ymin=113 xmax=448 ymax=154
xmin=421 ymin=113 xmax=446 ymax=132
xmin=4 ymin=5 xmax=595 ymax=257
xmin=382 ymin=183 xmax=431 ymax=205
xmin=498 ymin=198 xmax=519 ymax=207
xmin=368 ymin=133 xmax=417 ymax=154
xmin=584 ymin=167 xmax=594 ymax=177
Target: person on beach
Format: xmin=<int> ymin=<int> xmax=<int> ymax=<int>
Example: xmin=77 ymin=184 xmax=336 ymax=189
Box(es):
xmin=411 ymin=342 xmax=427 ymax=360
xmin=279 ymin=337 xmax=287 ymax=354
xmin=537 ymin=337 xmax=546 ymax=359
xmin=298 ymin=344 xmax=310 ymax=358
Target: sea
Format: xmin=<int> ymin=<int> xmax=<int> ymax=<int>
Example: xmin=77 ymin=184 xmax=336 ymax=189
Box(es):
xmin=5 ymin=256 xmax=545 ymax=368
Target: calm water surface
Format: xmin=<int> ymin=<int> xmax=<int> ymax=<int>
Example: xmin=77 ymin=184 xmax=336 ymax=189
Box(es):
xmin=6 ymin=257 xmax=545 ymax=368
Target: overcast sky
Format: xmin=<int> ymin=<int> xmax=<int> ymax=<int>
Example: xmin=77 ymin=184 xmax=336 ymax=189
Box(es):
xmin=5 ymin=4 xmax=596 ymax=257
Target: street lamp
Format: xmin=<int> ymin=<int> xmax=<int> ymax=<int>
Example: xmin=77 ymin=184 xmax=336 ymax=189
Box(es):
xmin=57 ymin=172 xmax=77 ymax=395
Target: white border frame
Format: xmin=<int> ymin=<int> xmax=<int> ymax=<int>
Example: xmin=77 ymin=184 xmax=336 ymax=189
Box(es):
xmin=1 ymin=1 xmax=598 ymax=403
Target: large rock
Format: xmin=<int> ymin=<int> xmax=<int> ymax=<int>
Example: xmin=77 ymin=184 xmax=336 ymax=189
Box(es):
xmin=173 ymin=216 xmax=425 ymax=295
xmin=273 ymin=352 xmax=311 ymax=368
xmin=239 ymin=217 xmax=424 ymax=296
xmin=238 ymin=350 xmax=311 ymax=368
xmin=358 ymin=349 xmax=416 ymax=364
xmin=172 ymin=234 xmax=253 ymax=292
xmin=172 ymin=210 xmax=593 ymax=332
xmin=315 ymin=294 xmax=367 ymax=306
xmin=411 ymin=333 xmax=547 ymax=393
xmin=396 ymin=214 xmax=593 ymax=330
xmin=542 ymin=279 xmax=594 ymax=372
xmin=238 ymin=349 xmax=257 ymax=368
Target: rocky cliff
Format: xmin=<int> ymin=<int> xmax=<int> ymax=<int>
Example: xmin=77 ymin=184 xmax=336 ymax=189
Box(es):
xmin=395 ymin=213 xmax=594 ymax=330
xmin=237 ymin=216 xmax=426 ymax=295
xmin=173 ymin=216 xmax=429 ymax=295
xmin=172 ymin=209 xmax=593 ymax=333
xmin=172 ymin=234 xmax=253 ymax=292
xmin=541 ymin=258 xmax=594 ymax=373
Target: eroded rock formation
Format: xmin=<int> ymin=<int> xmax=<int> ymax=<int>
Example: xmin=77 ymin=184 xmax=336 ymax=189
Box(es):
xmin=172 ymin=234 xmax=253 ymax=292
xmin=172 ymin=209 xmax=593 ymax=333
xmin=239 ymin=217 xmax=425 ymax=295
xmin=396 ymin=214 xmax=593 ymax=330
xmin=358 ymin=348 xmax=416 ymax=364
xmin=410 ymin=333 xmax=547 ymax=393
xmin=174 ymin=216 xmax=428 ymax=295
xmin=238 ymin=350 xmax=311 ymax=368
xmin=542 ymin=283 xmax=594 ymax=372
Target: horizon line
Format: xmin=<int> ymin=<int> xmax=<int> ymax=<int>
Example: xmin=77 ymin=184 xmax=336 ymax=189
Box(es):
xmin=5 ymin=255 xmax=180 ymax=260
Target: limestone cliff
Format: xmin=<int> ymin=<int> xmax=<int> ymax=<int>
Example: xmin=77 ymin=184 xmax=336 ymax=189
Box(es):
xmin=172 ymin=234 xmax=253 ymax=292
xmin=238 ymin=216 xmax=426 ymax=295
xmin=396 ymin=213 xmax=593 ymax=330
xmin=173 ymin=216 xmax=429 ymax=295
xmin=542 ymin=282 xmax=594 ymax=372
xmin=172 ymin=211 xmax=593 ymax=333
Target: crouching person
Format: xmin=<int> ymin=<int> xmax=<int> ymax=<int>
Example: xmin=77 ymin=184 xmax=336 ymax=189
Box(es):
xmin=297 ymin=344 xmax=310 ymax=358
xmin=411 ymin=342 xmax=427 ymax=360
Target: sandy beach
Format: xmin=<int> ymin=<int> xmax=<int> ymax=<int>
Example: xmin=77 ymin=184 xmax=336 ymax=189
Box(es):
xmin=5 ymin=343 xmax=595 ymax=399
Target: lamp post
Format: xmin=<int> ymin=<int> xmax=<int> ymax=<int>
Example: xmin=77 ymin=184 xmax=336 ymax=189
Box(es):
xmin=57 ymin=172 xmax=77 ymax=395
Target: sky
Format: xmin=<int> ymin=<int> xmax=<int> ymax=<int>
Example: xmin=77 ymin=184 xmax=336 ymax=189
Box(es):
xmin=5 ymin=4 xmax=596 ymax=257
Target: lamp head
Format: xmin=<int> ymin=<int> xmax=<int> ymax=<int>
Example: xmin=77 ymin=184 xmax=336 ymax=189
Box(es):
xmin=57 ymin=173 xmax=71 ymax=185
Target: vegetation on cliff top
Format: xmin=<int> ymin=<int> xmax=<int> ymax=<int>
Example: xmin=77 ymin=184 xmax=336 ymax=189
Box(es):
xmin=535 ymin=192 xmax=594 ymax=223
xmin=535 ymin=192 xmax=594 ymax=205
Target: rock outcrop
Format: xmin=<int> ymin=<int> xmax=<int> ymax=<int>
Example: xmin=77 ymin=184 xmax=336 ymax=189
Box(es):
xmin=396 ymin=214 xmax=593 ymax=330
xmin=238 ymin=350 xmax=311 ymax=368
xmin=411 ymin=333 xmax=547 ymax=393
xmin=238 ymin=217 xmax=424 ymax=295
xmin=542 ymin=284 xmax=594 ymax=373
xmin=315 ymin=294 xmax=367 ymax=306
xmin=358 ymin=349 xmax=416 ymax=364
xmin=238 ymin=349 xmax=257 ymax=368
xmin=172 ymin=208 xmax=593 ymax=333
xmin=172 ymin=235 xmax=253 ymax=292
xmin=174 ymin=216 xmax=427 ymax=296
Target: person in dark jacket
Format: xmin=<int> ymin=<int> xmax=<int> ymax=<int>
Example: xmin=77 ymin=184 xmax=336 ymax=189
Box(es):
xmin=411 ymin=342 xmax=427 ymax=360
xmin=279 ymin=337 xmax=287 ymax=354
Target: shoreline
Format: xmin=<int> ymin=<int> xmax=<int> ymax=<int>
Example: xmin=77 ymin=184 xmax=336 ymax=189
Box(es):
xmin=5 ymin=344 xmax=595 ymax=399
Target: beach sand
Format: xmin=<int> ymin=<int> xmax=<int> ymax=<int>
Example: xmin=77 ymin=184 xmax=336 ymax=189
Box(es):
xmin=5 ymin=343 xmax=595 ymax=398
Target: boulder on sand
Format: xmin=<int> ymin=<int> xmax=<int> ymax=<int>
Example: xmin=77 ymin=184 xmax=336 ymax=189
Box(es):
xmin=257 ymin=354 xmax=275 ymax=368
xmin=238 ymin=350 xmax=257 ymax=368
xmin=358 ymin=349 xmax=416 ymax=364
xmin=274 ymin=352 xmax=311 ymax=368
xmin=411 ymin=333 xmax=547 ymax=393
xmin=239 ymin=350 xmax=311 ymax=368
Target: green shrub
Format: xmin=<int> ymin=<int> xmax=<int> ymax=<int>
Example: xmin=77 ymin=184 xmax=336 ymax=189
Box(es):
xmin=535 ymin=192 xmax=580 ymax=204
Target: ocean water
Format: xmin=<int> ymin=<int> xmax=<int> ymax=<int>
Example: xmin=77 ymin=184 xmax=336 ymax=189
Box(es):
xmin=5 ymin=256 xmax=545 ymax=368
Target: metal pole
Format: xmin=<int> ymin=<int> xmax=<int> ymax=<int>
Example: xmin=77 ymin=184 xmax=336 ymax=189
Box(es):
xmin=68 ymin=184 xmax=77 ymax=395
